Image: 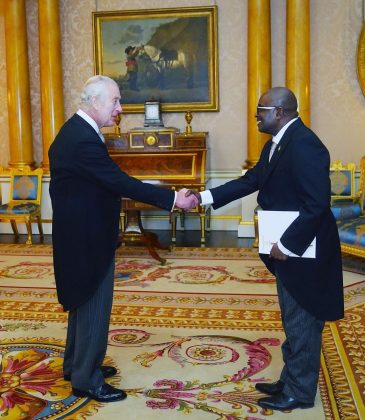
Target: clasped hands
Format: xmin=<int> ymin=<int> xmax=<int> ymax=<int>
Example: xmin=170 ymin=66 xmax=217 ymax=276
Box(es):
xmin=175 ymin=188 xmax=201 ymax=211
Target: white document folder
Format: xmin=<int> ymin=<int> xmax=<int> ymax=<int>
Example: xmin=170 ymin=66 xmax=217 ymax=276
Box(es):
xmin=258 ymin=210 xmax=316 ymax=258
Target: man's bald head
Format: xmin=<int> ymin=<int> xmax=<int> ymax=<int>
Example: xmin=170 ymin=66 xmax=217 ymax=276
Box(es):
xmin=264 ymin=87 xmax=298 ymax=116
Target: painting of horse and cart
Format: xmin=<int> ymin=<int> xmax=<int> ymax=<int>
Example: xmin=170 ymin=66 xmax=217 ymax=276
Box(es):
xmin=93 ymin=6 xmax=218 ymax=113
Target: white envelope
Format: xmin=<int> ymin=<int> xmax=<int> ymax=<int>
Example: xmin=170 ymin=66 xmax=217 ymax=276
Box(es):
xmin=258 ymin=210 xmax=316 ymax=258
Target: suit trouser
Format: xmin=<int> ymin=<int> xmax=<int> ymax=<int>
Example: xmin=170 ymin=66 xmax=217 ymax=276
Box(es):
xmin=63 ymin=258 xmax=115 ymax=390
xmin=276 ymin=275 xmax=325 ymax=403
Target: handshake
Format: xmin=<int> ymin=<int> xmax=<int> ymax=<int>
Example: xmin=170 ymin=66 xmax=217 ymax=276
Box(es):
xmin=175 ymin=188 xmax=201 ymax=211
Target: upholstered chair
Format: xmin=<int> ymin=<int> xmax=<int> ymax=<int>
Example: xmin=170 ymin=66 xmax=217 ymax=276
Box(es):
xmin=0 ymin=167 xmax=44 ymax=245
xmin=336 ymin=156 xmax=365 ymax=258
xmin=330 ymin=161 xmax=360 ymax=220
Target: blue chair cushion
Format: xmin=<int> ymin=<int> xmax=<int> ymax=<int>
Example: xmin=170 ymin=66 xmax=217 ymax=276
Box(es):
xmin=331 ymin=202 xmax=362 ymax=220
xmin=337 ymin=215 xmax=365 ymax=248
xmin=12 ymin=176 xmax=38 ymax=200
xmin=0 ymin=203 xmax=40 ymax=215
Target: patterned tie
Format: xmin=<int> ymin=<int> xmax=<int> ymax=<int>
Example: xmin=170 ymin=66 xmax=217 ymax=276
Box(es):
xmin=269 ymin=141 xmax=277 ymax=162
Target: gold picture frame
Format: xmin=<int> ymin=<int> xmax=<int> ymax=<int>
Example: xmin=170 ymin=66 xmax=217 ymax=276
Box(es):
xmin=357 ymin=23 xmax=365 ymax=96
xmin=93 ymin=6 xmax=219 ymax=113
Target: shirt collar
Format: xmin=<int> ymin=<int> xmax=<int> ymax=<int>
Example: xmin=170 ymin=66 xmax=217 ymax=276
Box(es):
xmin=272 ymin=117 xmax=298 ymax=145
xmin=76 ymin=109 xmax=99 ymax=134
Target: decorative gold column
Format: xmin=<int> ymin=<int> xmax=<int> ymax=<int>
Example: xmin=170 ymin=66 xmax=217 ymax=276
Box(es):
xmin=286 ymin=0 xmax=310 ymax=126
xmin=4 ymin=0 xmax=35 ymax=168
xmin=38 ymin=0 xmax=64 ymax=171
xmin=245 ymin=0 xmax=271 ymax=168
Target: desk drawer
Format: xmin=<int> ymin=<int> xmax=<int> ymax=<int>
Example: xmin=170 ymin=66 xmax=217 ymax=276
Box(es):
xmin=175 ymin=135 xmax=206 ymax=148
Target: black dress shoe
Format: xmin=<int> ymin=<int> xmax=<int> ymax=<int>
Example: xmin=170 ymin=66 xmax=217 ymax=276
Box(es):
xmin=72 ymin=383 xmax=127 ymax=402
xmin=64 ymin=365 xmax=117 ymax=381
xmin=255 ymin=380 xmax=285 ymax=395
xmin=258 ymin=392 xmax=314 ymax=411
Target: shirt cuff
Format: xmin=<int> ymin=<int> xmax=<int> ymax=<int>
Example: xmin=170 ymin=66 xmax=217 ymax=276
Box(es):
xmin=277 ymin=240 xmax=292 ymax=256
xmin=200 ymin=190 xmax=214 ymax=206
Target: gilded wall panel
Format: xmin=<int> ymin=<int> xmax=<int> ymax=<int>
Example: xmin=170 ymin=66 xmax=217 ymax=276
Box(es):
xmin=0 ymin=14 xmax=9 ymax=168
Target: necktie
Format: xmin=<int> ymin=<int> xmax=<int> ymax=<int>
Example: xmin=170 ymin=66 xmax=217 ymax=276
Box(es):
xmin=269 ymin=141 xmax=277 ymax=162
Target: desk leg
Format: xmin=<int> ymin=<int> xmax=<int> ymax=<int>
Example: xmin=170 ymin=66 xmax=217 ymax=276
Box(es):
xmin=121 ymin=209 xmax=169 ymax=264
xmin=206 ymin=206 xmax=211 ymax=232
xmin=144 ymin=232 xmax=169 ymax=265
xmin=120 ymin=209 xmax=126 ymax=232
xmin=199 ymin=212 xmax=206 ymax=246
xmin=180 ymin=213 xmax=185 ymax=231
xmin=170 ymin=212 xmax=177 ymax=243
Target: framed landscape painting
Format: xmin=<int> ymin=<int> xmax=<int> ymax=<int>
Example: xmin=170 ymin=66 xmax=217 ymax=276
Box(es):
xmin=93 ymin=6 xmax=218 ymax=113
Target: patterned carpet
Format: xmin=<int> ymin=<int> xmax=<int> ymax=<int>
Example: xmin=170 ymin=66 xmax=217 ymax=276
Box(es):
xmin=0 ymin=244 xmax=364 ymax=419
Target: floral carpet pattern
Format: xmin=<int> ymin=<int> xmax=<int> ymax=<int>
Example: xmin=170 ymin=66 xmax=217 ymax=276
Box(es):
xmin=0 ymin=244 xmax=364 ymax=419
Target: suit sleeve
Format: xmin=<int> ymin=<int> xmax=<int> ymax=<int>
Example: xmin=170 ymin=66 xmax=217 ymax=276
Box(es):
xmin=209 ymin=141 xmax=271 ymax=209
xmin=280 ymin=135 xmax=331 ymax=255
xmin=73 ymin=139 xmax=175 ymax=211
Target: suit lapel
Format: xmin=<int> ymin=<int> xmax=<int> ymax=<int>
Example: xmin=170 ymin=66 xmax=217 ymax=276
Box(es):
xmin=72 ymin=113 xmax=107 ymax=148
xmin=261 ymin=118 xmax=303 ymax=186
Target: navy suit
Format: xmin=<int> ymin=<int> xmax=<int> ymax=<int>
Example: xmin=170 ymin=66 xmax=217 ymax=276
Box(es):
xmin=209 ymin=118 xmax=344 ymax=401
xmin=49 ymin=114 xmax=175 ymax=389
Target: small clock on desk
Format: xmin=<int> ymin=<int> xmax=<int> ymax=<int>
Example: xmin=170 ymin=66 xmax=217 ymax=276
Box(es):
xmin=144 ymin=99 xmax=164 ymax=127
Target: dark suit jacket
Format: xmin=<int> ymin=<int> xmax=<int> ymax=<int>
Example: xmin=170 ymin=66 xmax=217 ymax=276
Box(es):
xmin=49 ymin=114 xmax=175 ymax=310
xmin=210 ymin=118 xmax=344 ymax=321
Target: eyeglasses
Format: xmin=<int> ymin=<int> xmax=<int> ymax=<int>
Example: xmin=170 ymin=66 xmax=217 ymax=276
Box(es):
xmin=256 ymin=105 xmax=282 ymax=113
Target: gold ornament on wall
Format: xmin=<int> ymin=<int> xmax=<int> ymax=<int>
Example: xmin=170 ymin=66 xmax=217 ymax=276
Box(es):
xmin=185 ymin=111 xmax=193 ymax=135
xmin=115 ymin=113 xmax=122 ymax=137
xmin=357 ymin=23 xmax=365 ymax=96
xmin=103 ymin=113 xmax=121 ymax=140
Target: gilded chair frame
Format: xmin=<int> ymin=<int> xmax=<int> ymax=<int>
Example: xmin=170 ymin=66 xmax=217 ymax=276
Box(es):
xmin=357 ymin=156 xmax=365 ymax=209
xmin=340 ymin=156 xmax=365 ymax=259
xmin=0 ymin=167 xmax=44 ymax=244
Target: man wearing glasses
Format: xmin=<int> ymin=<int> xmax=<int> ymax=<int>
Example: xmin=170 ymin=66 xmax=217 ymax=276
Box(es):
xmin=186 ymin=87 xmax=344 ymax=411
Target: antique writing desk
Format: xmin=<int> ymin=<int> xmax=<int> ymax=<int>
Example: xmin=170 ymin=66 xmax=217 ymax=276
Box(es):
xmin=106 ymin=129 xmax=208 ymax=263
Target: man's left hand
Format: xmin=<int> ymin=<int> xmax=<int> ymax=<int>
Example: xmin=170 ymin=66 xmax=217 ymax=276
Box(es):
xmin=270 ymin=243 xmax=288 ymax=260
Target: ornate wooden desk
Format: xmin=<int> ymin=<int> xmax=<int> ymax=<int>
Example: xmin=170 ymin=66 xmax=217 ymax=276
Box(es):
xmin=106 ymin=128 xmax=208 ymax=263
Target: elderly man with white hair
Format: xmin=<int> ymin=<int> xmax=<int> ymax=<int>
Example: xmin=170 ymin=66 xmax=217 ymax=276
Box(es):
xmin=49 ymin=75 xmax=197 ymax=403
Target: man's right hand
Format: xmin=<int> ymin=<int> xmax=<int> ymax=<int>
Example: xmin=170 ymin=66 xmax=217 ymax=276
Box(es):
xmin=175 ymin=188 xmax=199 ymax=210
xmin=185 ymin=189 xmax=202 ymax=204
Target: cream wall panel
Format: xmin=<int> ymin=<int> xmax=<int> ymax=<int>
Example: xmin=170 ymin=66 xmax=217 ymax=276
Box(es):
xmin=271 ymin=0 xmax=286 ymax=87
xmin=26 ymin=0 xmax=42 ymax=165
xmin=311 ymin=0 xmax=365 ymax=167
